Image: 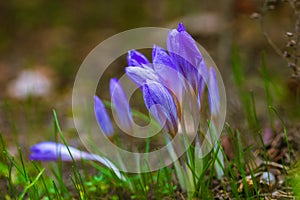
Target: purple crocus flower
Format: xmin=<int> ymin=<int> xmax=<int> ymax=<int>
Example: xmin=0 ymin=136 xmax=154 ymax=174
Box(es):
xmin=94 ymin=95 xmax=114 ymax=138
xmin=143 ymin=80 xmax=179 ymax=136
xmin=110 ymin=78 xmax=134 ymax=133
xmin=167 ymin=23 xmax=204 ymax=71
xmin=167 ymin=23 xmax=208 ymax=96
xmin=30 ymin=141 xmax=124 ymax=179
xmin=126 ymin=23 xmax=209 ymax=101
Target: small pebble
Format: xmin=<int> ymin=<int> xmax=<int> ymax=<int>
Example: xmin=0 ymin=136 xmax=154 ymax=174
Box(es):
xmin=260 ymin=171 xmax=276 ymax=186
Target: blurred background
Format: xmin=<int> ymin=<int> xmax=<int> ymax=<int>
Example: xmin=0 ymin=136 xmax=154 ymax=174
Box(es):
xmin=0 ymin=0 xmax=299 ymax=154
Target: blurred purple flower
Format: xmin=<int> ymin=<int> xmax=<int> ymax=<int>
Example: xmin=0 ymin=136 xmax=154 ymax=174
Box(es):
xmin=94 ymin=95 xmax=114 ymax=137
xmin=263 ymin=128 xmax=274 ymax=146
xmin=110 ymin=78 xmax=134 ymax=133
xmin=30 ymin=141 xmax=93 ymax=161
xmin=30 ymin=141 xmax=124 ymax=179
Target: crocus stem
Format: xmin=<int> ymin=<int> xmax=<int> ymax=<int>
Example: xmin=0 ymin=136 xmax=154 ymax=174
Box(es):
xmin=209 ymin=121 xmax=224 ymax=180
xmin=84 ymin=153 xmax=125 ymax=181
xmin=214 ymin=143 xmax=224 ymax=180
xmin=194 ymin=135 xmax=203 ymax=179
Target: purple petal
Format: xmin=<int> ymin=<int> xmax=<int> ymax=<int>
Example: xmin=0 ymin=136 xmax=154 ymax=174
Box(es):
xmin=143 ymin=80 xmax=178 ymax=136
xmin=152 ymin=45 xmax=183 ymax=101
xmin=197 ymin=61 xmax=209 ymax=107
xmin=152 ymin=45 xmax=175 ymax=70
xmin=208 ymin=67 xmax=220 ymax=115
xmin=127 ymin=50 xmax=150 ymax=67
xmin=94 ymin=96 xmax=114 ymax=137
xmin=110 ymin=78 xmax=133 ymax=133
xmin=198 ymin=61 xmax=209 ymax=93
xmin=125 ymin=65 xmax=160 ymax=87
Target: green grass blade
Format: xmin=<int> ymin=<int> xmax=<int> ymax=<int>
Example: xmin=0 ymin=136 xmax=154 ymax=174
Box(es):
xmin=269 ymin=106 xmax=291 ymax=165
xmin=18 ymin=147 xmax=28 ymax=181
xmin=18 ymin=168 xmax=45 ymax=200
xmin=260 ymin=52 xmax=274 ymax=127
xmin=52 ymin=110 xmax=87 ymax=196
xmin=32 ymin=162 xmax=51 ymax=199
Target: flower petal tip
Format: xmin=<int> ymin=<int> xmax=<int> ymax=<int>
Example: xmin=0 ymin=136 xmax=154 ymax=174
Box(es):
xmin=94 ymin=95 xmax=114 ymax=137
xmin=127 ymin=49 xmax=150 ymax=67
xmin=29 ymin=142 xmax=74 ymax=161
xmin=177 ymin=23 xmax=186 ymax=32
xmin=110 ymin=78 xmax=133 ymax=133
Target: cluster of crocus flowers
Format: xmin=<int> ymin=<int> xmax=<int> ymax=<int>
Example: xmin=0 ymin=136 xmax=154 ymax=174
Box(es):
xmin=29 ymin=23 xmax=221 ymax=183
xmin=114 ymin=23 xmax=218 ymax=135
xmin=95 ymin=23 xmax=220 ymax=139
